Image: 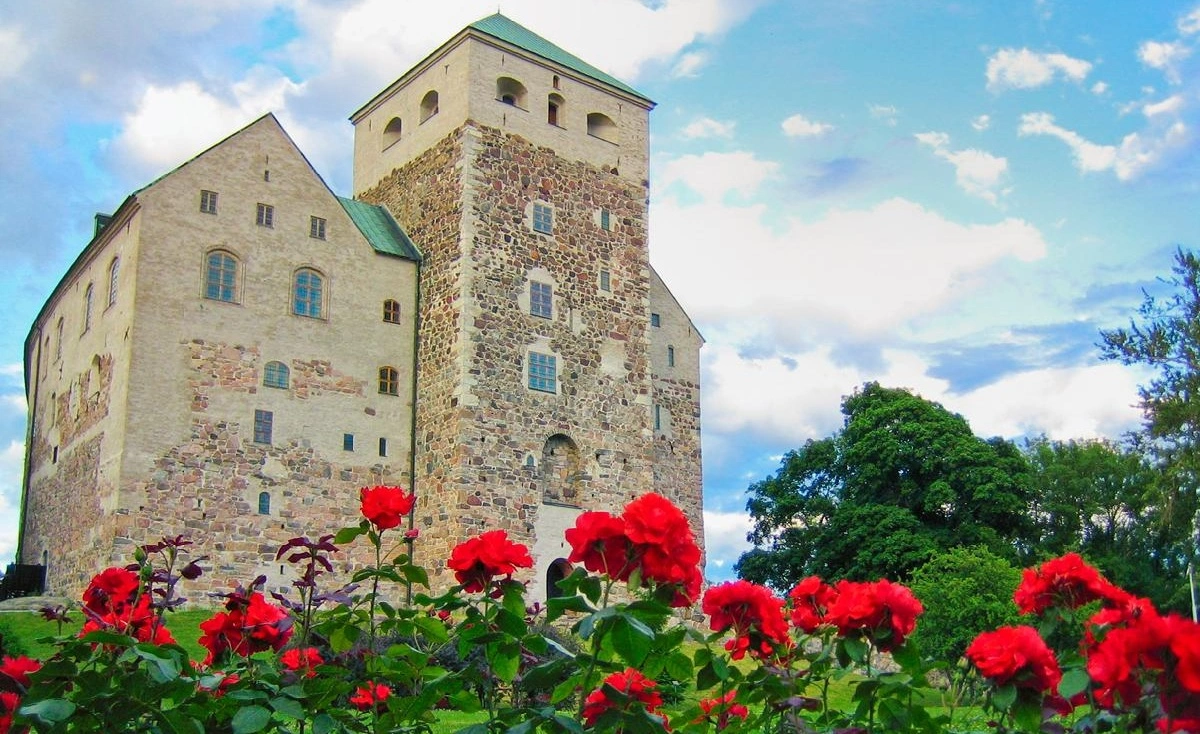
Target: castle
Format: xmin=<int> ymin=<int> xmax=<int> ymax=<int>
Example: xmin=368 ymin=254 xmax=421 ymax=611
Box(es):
xmin=17 ymin=14 xmax=703 ymax=601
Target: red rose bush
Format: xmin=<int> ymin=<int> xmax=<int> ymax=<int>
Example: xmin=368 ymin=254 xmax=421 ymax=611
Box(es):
xmin=10 ymin=491 xmax=1200 ymax=734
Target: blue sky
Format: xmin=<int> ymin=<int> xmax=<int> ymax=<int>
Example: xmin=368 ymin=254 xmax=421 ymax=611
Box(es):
xmin=1 ymin=0 xmax=1197 ymax=581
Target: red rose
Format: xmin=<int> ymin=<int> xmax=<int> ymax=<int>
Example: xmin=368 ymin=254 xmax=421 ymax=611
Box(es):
xmin=1168 ymin=614 xmax=1200 ymax=693
xmin=350 ymin=681 xmax=392 ymax=711
xmin=199 ymin=592 xmax=293 ymax=664
xmin=0 ymin=690 xmax=19 ymax=733
xmin=966 ymin=625 xmax=1061 ymax=693
xmin=82 ymin=567 xmax=140 ymax=615
xmin=696 ymin=690 xmax=749 ymax=730
xmin=566 ymin=511 xmax=634 ymax=579
xmin=788 ymin=576 xmax=837 ymax=633
xmin=359 ymin=485 xmax=415 ymax=531
xmin=1014 ymin=553 xmax=1126 ymax=615
xmin=81 ymin=593 xmax=175 ymax=645
xmin=447 ymin=530 xmax=533 ymax=593
xmin=582 ymin=668 xmax=666 ymax=728
xmin=280 ymin=646 xmax=324 ymax=678
xmin=1086 ymin=606 xmax=1170 ymax=709
xmin=0 ymin=656 xmax=40 ymax=689
xmin=703 ymin=580 xmax=791 ymax=660
xmin=825 ymin=579 xmax=923 ymax=652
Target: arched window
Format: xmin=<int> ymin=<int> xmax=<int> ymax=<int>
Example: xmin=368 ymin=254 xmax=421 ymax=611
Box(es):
xmin=107 ymin=258 xmax=120 ymax=307
xmin=379 ymin=366 xmax=398 ymax=395
xmin=383 ymin=116 xmax=403 ymax=147
xmin=293 ymin=269 xmax=323 ymax=318
xmin=548 ymin=93 xmax=564 ymax=126
xmin=496 ymin=77 xmax=527 ymax=107
xmin=258 ymin=492 xmax=270 ymax=515
xmin=383 ymin=299 xmax=402 ymax=324
xmin=420 ymin=91 xmax=439 ymax=123
xmin=541 ymin=434 xmax=581 ymax=503
xmin=205 ymin=250 xmax=238 ymax=303
xmin=264 ymin=361 xmax=289 ymax=389
xmin=82 ymin=283 xmax=94 ymax=333
xmin=586 ymin=112 xmax=617 ymax=143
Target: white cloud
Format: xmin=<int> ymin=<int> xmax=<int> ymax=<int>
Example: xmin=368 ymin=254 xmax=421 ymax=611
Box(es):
xmin=0 ymin=441 xmax=23 ymax=561
xmin=1180 ymin=6 xmax=1200 ymax=35
xmin=916 ymin=131 xmax=1010 ymax=204
xmin=986 ymin=48 xmax=1092 ymax=91
xmin=0 ymin=26 xmax=31 ymax=81
xmin=1018 ymin=112 xmax=1117 ymax=173
xmin=1018 ymin=111 xmax=1190 ymax=180
xmin=1091 ymin=81 xmax=1109 ymax=95
xmin=652 ymin=151 xmax=1046 ymax=340
xmin=671 ymin=51 xmax=709 ymax=78
xmin=657 ymin=151 xmax=778 ymax=203
xmin=701 ymin=345 xmax=1143 ymax=448
xmin=868 ymin=104 xmax=898 ymax=126
xmin=681 ymin=116 xmax=735 ymax=139
xmin=946 ymin=364 xmax=1144 ymax=440
xmin=1138 ymin=40 xmax=1190 ymax=84
xmin=971 ymin=114 xmax=991 ymax=131
xmin=111 ymin=73 xmax=307 ymax=175
xmin=702 ymin=509 xmax=753 ymax=575
xmin=781 ymin=113 xmax=833 ymax=137
xmin=1144 ymin=94 xmax=1185 ymax=117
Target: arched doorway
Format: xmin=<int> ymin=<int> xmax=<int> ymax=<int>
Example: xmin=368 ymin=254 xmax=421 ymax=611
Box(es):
xmin=546 ymin=558 xmax=572 ymax=601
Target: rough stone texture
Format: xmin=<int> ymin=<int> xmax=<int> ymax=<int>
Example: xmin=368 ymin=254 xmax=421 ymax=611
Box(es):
xmin=361 ymin=120 xmax=704 ymax=600
xmin=21 ymin=23 xmax=703 ymax=604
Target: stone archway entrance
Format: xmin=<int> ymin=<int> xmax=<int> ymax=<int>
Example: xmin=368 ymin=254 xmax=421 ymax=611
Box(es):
xmin=541 ymin=434 xmax=581 ymax=504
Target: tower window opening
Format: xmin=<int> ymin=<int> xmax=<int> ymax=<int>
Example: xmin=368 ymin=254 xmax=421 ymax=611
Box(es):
xmin=587 ymin=112 xmax=617 ymax=143
xmin=420 ymin=91 xmax=439 ymax=123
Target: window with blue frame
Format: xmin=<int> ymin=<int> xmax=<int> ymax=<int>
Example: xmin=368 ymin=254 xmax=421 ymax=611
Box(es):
xmin=293 ymin=269 xmax=323 ymax=318
xmin=530 ymin=282 xmax=552 ymax=318
xmin=205 ymin=251 xmax=238 ymax=303
xmin=253 ymin=409 xmax=273 ymax=444
xmin=258 ymin=492 xmax=271 ymax=515
xmin=264 ymin=361 xmax=289 ymax=389
xmin=528 ymin=352 xmax=556 ymax=393
xmin=532 ymin=203 xmax=553 ymax=234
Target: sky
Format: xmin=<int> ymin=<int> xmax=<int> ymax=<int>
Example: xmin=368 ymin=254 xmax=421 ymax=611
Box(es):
xmin=1 ymin=0 xmax=1197 ymax=583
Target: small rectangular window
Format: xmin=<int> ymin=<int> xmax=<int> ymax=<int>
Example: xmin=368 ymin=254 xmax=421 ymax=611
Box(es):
xmin=651 ymin=312 xmax=661 ymax=327
xmin=530 ymin=282 xmax=553 ymax=319
xmin=343 ymin=433 xmax=354 ymax=451
xmin=532 ymin=203 xmax=553 ymax=234
xmin=379 ymin=437 xmax=388 ymax=457
xmin=528 ymin=352 xmax=557 ymax=393
xmin=667 ymin=346 xmax=675 ymax=367
xmin=599 ymin=269 xmax=611 ymax=292
xmin=253 ymin=409 xmax=273 ymax=444
xmin=256 ymin=203 xmax=274 ymax=228
xmin=310 ymin=216 xmax=326 ymax=240
xmin=600 ymin=209 xmax=611 ymax=231
xmin=654 ymin=404 xmax=661 ymax=431
xmin=200 ymin=190 xmax=218 ymax=214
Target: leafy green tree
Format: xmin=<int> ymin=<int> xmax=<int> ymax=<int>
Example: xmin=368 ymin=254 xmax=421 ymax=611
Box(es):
xmin=1098 ymin=247 xmax=1200 ymax=611
xmin=736 ymin=383 xmax=1033 ymax=589
xmin=909 ymin=546 xmax=1020 ymax=664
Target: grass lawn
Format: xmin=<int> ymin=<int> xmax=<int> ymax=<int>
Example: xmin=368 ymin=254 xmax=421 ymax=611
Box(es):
xmin=0 ymin=608 xmax=212 ymax=662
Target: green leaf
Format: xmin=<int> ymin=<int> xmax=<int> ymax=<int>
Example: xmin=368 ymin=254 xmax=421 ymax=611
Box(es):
xmin=547 ymin=594 xmax=593 ymax=621
xmin=333 ymin=524 xmax=368 ymax=544
xmin=1012 ymin=696 xmax=1044 ymax=731
xmin=231 ymin=705 xmax=272 ymax=733
xmin=665 ymin=651 xmax=693 ymax=682
xmin=132 ymin=643 xmax=182 ymax=683
xmin=313 ymin=713 xmax=336 ymax=734
xmin=20 ymin=698 xmax=76 ymax=724
xmin=890 ymin=639 xmax=922 ymax=674
xmin=1059 ymin=668 xmax=1090 ymax=699
xmin=489 ymin=641 xmax=521 ymax=683
xmin=991 ymin=683 xmax=1017 ymax=712
xmin=841 ymin=636 xmax=869 ymax=664
xmin=269 ymin=695 xmax=306 ymax=719
xmin=612 ymin=615 xmax=652 ymax=667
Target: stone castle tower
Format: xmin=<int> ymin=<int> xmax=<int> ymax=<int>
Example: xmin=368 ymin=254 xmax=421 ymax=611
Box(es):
xmin=18 ymin=14 xmax=703 ymax=601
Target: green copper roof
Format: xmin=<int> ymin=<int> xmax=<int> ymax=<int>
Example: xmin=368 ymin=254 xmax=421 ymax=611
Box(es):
xmin=468 ymin=14 xmax=651 ymax=104
xmin=338 ymin=197 xmax=421 ymax=261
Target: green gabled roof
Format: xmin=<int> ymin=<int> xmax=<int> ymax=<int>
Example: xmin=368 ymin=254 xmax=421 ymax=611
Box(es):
xmin=338 ymin=197 xmax=421 ymax=261
xmin=469 ymin=14 xmax=652 ymax=104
